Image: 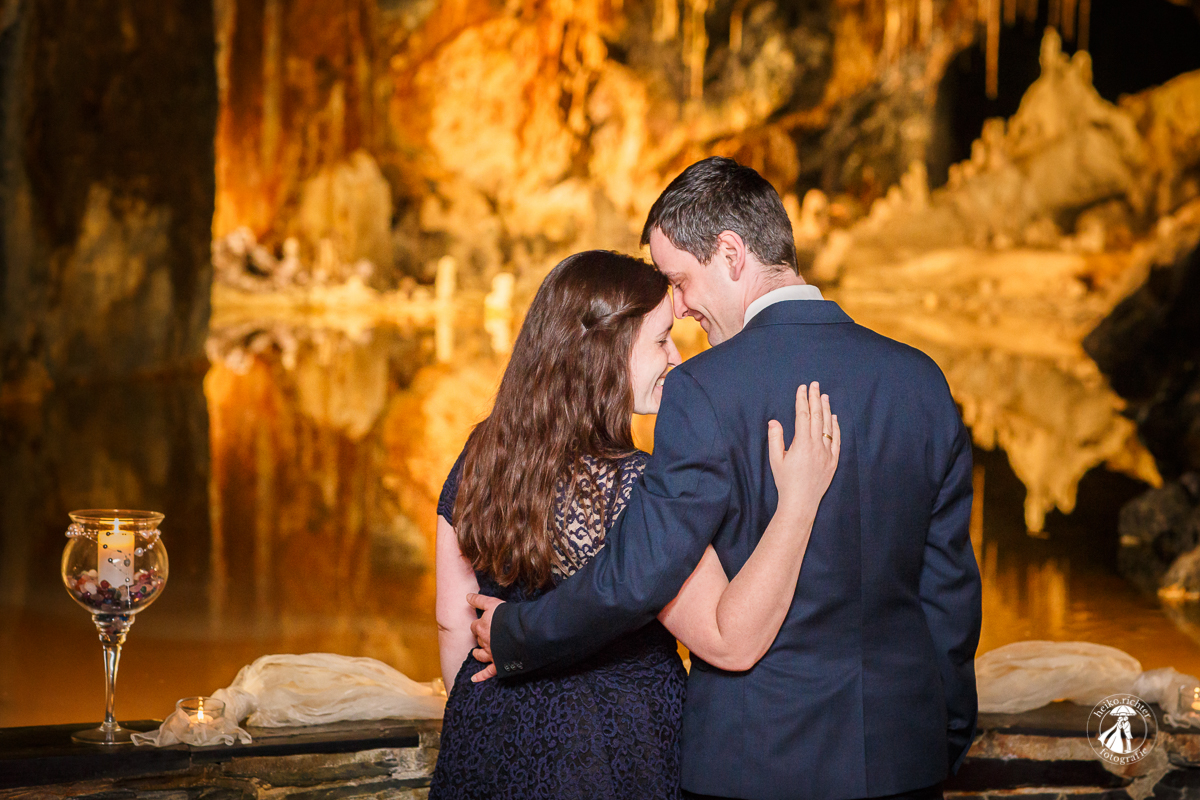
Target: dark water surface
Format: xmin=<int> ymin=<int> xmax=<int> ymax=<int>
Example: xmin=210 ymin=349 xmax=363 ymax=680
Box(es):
xmin=2 ymin=313 xmax=1199 ymax=728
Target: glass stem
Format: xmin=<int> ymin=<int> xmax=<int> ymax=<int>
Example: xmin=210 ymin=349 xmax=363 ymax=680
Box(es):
xmin=94 ymin=614 xmax=132 ymax=738
xmin=100 ymin=641 xmax=122 ymax=733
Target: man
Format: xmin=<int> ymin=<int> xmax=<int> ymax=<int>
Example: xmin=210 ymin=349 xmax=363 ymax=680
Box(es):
xmin=469 ymin=157 xmax=982 ymax=799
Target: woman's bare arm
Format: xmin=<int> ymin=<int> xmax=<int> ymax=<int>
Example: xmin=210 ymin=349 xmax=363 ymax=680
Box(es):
xmin=658 ymin=382 xmax=840 ymax=671
xmin=436 ymin=515 xmax=481 ymax=692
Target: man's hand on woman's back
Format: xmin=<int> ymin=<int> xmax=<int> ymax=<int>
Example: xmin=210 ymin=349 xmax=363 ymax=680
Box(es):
xmin=468 ymin=592 xmax=504 ymax=682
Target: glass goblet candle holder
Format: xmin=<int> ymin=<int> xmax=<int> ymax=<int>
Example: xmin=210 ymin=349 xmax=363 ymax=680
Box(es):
xmin=61 ymin=510 xmax=168 ymax=745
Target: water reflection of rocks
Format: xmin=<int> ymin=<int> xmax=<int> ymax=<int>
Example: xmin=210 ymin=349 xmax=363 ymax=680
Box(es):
xmin=203 ymin=301 xmax=508 ymax=680
xmin=818 ymin=33 xmax=1200 ymax=534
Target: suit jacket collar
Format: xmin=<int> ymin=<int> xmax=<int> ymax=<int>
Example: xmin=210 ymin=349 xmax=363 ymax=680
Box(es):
xmin=741 ymin=298 xmax=854 ymax=331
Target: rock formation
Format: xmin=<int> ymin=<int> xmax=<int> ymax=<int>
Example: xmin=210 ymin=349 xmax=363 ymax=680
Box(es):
xmin=210 ymin=0 xmax=986 ymax=298
xmin=0 ymin=0 xmax=217 ymax=399
xmin=3 ymin=0 xmax=1198 ymax=587
xmin=816 ymin=31 xmax=1199 ymax=532
xmin=205 ymin=0 xmax=1200 ymax=542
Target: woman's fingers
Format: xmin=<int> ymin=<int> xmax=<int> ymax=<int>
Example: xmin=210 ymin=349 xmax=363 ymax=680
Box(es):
xmin=831 ymin=414 xmax=841 ymax=462
xmin=808 ymin=382 xmax=823 ymax=440
xmin=768 ymin=419 xmax=785 ymax=474
xmin=777 ymin=381 xmax=837 ymax=464
xmin=793 ymin=383 xmax=809 ymax=442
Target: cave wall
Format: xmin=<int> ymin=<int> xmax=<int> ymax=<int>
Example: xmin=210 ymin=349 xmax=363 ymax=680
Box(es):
xmin=0 ymin=0 xmax=217 ymax=399
xmin=211 ymin=0 xmax=981 ymax=293
xmin=203 ymin=0 xmax=1200 ymax=537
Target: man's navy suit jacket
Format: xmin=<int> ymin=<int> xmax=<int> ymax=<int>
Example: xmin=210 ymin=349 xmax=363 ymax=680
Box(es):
xmin=491 ymin=299 xmax=983 ymax=800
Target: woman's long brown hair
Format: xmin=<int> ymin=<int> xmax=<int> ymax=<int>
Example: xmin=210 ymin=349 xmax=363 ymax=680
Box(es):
xmin=455 ymin=250 xmax=670 ymax=590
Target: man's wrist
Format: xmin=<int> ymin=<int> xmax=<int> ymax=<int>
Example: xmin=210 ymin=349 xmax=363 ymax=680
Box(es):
xmin=489 ymin=602 xmax=519 ymax=675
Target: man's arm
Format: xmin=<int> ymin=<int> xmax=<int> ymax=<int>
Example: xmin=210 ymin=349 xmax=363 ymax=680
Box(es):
xmin=919 ymin=415 xmax=982 ymax=774
xmin=489 ymin=369 xmax=732 ymax=678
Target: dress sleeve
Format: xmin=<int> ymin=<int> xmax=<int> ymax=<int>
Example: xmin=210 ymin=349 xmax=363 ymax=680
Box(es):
xmin=437 ymin=447 xmax=468 ymax=524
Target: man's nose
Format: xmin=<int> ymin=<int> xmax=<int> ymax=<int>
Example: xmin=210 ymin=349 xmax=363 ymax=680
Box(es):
xmin=672 ymin=288 xmax=687 ymax=319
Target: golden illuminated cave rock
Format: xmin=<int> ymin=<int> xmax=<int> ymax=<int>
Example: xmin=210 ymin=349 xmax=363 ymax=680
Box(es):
xmin=212 ymin=0 xmax=987 ymax=296
xmin=816 ymin=30 xmax=1200 ymax=532
xmin=1 ymin=0 xmax=216 ymax=394
xmin=207 ymin=3 xmax=1200 ymax=536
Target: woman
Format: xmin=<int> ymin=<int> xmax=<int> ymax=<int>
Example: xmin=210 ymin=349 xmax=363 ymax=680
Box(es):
xmin=431 ymin=251 xmax=839 ymax=799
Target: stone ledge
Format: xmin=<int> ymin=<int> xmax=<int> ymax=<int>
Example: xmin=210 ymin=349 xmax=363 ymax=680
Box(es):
xmin=6 ymin=705 xmax=1200 ymax=798
xmin=947 ymin=703 xmax=1200 ymax=799
xmin=0 ymin=718 xmax=441 ymax=799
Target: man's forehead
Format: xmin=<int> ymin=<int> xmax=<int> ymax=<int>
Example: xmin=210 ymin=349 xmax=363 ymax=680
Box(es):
xmin=648 ymin=228 xmax=678 ymax=257
xmin=648 ymin=238 xmax=684 ymax=274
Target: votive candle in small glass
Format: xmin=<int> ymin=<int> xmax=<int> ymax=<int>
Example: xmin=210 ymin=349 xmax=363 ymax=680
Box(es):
xmin=178 ymin=696 xmax=225 ymax=727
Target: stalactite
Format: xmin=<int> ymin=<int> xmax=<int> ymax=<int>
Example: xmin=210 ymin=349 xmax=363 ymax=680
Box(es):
xmin=979 ymin=0 xmax=1093 ymax=101
xmin=261 ymin=0 xmax=282 ymax=168
xmin=686 ymin=0 xmax=708 ymax=99
xmin=1078 ymin=0 xmax=1090 ymax=51
xmin=884 ymin=0 xmax=902 ymax=63
xmin=987 ymin=0 xmax=1000 ymax=98
xmin=729 ymin=0 xmax=750 ymax=53
xmin=900 ymin=0 xmax=913 ymax=55
xmin=654 ymin=0 xmax=678 ymax=43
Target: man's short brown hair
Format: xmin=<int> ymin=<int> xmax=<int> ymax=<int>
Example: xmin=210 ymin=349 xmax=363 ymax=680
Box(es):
xmin=641 ymin=157 xmax=798 ymax=275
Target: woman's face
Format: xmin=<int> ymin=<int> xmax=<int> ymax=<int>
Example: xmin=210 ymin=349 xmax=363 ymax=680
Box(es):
xmin=629 ymin=296 xmax=681 ymax=415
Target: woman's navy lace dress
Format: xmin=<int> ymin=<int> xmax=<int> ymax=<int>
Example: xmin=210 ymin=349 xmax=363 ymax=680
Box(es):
xmin=430 ymin=450 xmax=686 ymax=800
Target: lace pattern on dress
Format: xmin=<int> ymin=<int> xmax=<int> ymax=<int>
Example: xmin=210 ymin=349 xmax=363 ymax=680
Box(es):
xmin=549 ymin=453 xmax=644 ymax=581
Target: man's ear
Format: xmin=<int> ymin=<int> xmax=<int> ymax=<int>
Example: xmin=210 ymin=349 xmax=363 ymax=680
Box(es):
xmin=715 ymin=230 xmax=747 ymax=281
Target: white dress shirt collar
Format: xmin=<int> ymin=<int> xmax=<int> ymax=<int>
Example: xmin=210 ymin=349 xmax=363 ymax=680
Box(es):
xmin=743 ymin=284 xmax=824 ymax=326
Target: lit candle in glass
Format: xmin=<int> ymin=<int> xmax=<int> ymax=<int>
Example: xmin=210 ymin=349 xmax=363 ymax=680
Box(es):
xmin=98 ymin=517 xmax=135 ymax=598
xmin=178 ymin=696 xmax=225 ymax=727
xmin=1177 ymin=685 xmax=1200 ymax=723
